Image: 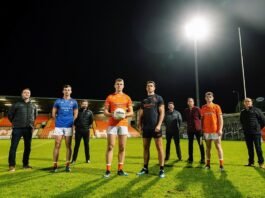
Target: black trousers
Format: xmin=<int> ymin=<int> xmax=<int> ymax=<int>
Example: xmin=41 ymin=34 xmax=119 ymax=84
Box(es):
xmin=245 ymin=133 xmax=264 ymax=164
xmin=8 ymin=127 xmax=33 ymax=166
xmin=165 ymin=132 xmax=182 ymax=160
xmin=187 ymin=131 xmax=205 ymax=162
xmin=72 ymin=129 xmax=90 ymax=162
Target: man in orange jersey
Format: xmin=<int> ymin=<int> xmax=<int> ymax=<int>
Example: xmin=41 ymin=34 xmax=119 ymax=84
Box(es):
xmin=201 ymin=92 xmax=224 ymax=171
xmin=103 ymin=78 xmax=133 ymax=178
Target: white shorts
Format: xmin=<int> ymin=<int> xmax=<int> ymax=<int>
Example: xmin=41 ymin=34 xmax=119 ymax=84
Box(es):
xmin=53 ymin=127 xmax=73 ymax=136
xmin=107 ymin=126 xmax=128 ymax=136
xmin=204 ymin=133 xmax=220 ymax=140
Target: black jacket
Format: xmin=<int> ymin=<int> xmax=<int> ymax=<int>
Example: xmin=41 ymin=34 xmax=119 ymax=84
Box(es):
xmin=240 ymin=106 xmax=265 ymax=134
xmin=8 ymin=99 xmax=37 ymax=128
xmin=164 ymin=110 xmax=182 ymax=133
xmin=74 ymin=108 xmax=93 ymax=131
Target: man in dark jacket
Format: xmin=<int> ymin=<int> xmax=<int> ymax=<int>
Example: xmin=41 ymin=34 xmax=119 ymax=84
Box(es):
xmin=8 ymin=88 xmax=37 ymax=171
xmin=164 ymin=102 xmax=182 ymax=161
xmin=240 ymin=98 xmax=265 ymax=168
xmin=184 ymin=98 xmax=205 ymax=164
xmin=72 ymin=99 xmax=94 ymax=163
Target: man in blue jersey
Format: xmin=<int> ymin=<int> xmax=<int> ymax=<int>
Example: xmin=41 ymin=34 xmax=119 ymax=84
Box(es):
xmin=137 ymin=81 xmax=165 ymax=178
xmin=52 ymin=85 xmax=78 ymax=172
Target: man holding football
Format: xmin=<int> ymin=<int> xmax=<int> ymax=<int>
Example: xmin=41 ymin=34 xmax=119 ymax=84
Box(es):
xmin=103 ymin=78 xmax=133 ymax=178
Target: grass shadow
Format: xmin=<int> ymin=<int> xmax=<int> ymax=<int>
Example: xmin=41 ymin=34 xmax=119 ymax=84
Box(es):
xmin=101 ymin=161 xmax=177 ymax=198
xmin=170 ymin=166 xmax=243 ymax=198
xmin=254 ymin=167 xmax=265 ymax=180
xmin=53 ymin=174 xmax=118 ymax=197
xmin=0 ymin=168 xmax=52 ymax=186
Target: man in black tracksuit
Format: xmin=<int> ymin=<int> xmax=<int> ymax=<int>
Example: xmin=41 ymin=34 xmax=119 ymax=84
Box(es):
xmin=8 ymin=88 xmax=37 ymax=171
xmin=240 ymin=98 xmax=265 ymax=168
xmin=164 ymin=102 xmax=182 ymax=161
xmin=72 ymin=100 xmax=94 ymax=163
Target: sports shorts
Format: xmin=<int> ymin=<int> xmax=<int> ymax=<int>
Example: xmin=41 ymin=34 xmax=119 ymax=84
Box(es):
xmin=107 ymin=126 xmax=129 ymax=136
xmin=142 ymin=129 xmax=162 ymax=139
xmin=53 ymin=127 xmax=73 ymax=136
xmin=203 ymin=133 xmax=220 ymax=140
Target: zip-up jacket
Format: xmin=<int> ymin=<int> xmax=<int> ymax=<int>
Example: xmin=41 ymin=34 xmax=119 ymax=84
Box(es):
xmin=74 ymin=108 xmax=93 ymax=131
xmin=164 ymin=110 xmax=182 ymax=133
xmin=184 ymin=106 xmax=201 ymax=133
xmin=240 ymin=106 xmax=265 ymax=134
xmin=8 ymin=99 xmax=37 ymax=128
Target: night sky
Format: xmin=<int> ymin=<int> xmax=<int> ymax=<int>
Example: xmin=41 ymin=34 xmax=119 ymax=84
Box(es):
xmin=1 ymin=0 xmax=265 ymax=113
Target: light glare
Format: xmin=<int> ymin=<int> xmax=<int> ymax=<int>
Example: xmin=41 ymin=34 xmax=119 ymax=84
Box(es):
xmin=185 ymin=17 xmax=209 ymax=40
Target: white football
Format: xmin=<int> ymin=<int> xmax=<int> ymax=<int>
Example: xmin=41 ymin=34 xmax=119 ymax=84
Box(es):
xmin=113 ymin=108 xmax=126 ymax=120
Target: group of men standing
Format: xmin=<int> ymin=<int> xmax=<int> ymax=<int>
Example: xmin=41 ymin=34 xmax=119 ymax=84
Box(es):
xmin=7 ymin=85 xmax=94 ymax=172
xmin=6 ymin=79 xmax=265 ymax=178
xmin=164 ymin=92 xmax=224 ymax=171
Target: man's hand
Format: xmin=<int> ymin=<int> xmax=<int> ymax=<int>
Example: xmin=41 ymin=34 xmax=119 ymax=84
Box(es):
xmin=155 ymin=125 xmax=161 ymax=133
xmin=217 ymin=130 xmax=223 ymax=137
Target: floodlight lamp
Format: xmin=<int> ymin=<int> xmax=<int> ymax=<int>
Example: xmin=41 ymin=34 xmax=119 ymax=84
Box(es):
xmin=185 ymin=17 xmax=209 ymax=40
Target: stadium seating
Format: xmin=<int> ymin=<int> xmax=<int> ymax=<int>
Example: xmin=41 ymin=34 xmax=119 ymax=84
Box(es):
xmin=94 ymin=120 xmax=108 ymax=138
xmin=38 ymin=118 xmax=55 ymax=138
xmin=34 ymin=115 xmax=49 ymax=125
xmin=0 ymin=117 xmax=12 ymax=127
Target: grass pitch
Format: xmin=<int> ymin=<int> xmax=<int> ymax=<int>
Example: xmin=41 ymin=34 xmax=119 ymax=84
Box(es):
xmin=1 ymin=138 xmax=265 ymax=197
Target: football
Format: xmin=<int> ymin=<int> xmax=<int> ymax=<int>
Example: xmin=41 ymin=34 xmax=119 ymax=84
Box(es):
xmin=113 ymin=108 xmax=126 ymax=120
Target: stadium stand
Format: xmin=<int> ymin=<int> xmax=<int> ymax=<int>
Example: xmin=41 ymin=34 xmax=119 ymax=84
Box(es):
xmin=94 ymin=120 xmax=108 ymax=138
xmin=38 ymin=118 xmax=55 ymax=139
xmin=0 ymin=117 xmax=12 ymax=127
xmin=0 ymin=96 xmax=142 ymax=139
xmin=34 ymin=115 xmax=49 ymax=128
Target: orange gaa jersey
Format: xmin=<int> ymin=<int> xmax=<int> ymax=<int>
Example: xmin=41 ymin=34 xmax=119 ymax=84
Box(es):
xmin=201 ymin=103 xmax=222 ymax=133
xmin=104 ymin=93 xmax=132 ymax=126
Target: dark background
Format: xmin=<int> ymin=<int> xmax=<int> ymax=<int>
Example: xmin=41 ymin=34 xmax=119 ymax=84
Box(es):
xmin=1 ymin=0 xmax=265 ymax=113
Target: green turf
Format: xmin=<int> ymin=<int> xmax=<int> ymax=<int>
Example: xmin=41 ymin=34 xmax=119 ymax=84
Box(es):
xmin=1 ymin=138 xmax=265 ymax=198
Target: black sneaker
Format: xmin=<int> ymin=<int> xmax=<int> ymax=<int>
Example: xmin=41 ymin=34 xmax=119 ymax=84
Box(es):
xmin=117 ymin=170 xmax=128 ymax=176
xmin=65 ymin=166 xmax=71 ymax=172
xmin=104 ymin=170 xmax=111 ymax=178
xmin=52 ymin=167 xmax=58 ymax=173
xmin=220 ymin=165 xmax=225 ymax=171
xmin=159 ymin=170 xmax=165 ymax=178
xmin=137 ymin=168 xmax=149 ymax=175
xmin=205 ymin=165 xmax=211 ymax=169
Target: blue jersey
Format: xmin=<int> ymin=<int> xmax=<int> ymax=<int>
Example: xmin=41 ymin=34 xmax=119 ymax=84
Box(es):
xmin=53 ymin=98 xmax=78 ymax=127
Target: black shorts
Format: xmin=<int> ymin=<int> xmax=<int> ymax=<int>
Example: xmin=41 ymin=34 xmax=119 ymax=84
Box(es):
xmin=142 ymin=129 xmax=162 ymax=139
